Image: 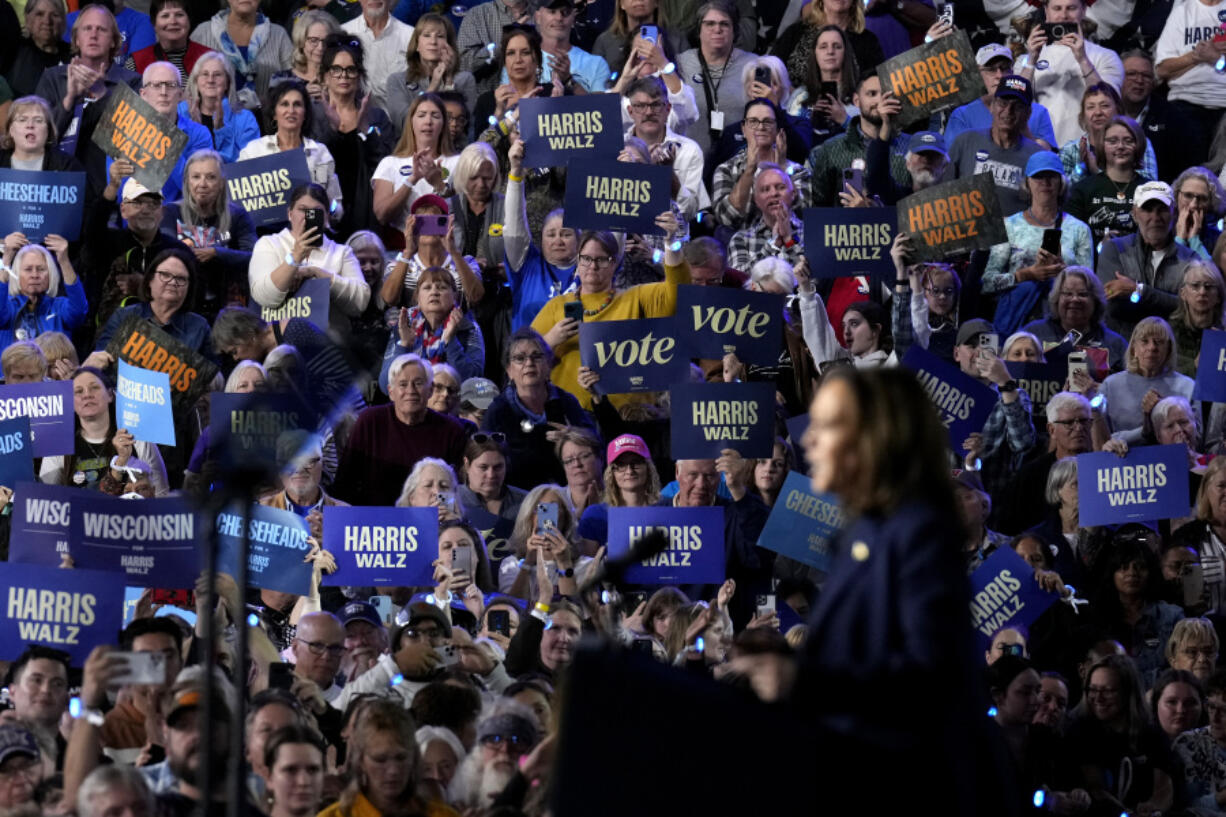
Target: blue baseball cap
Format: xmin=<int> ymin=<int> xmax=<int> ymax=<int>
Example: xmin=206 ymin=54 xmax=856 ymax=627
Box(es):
xmin=995 ymin=74 xmax=1033 ymax=103
xmin=1025 ymin=151 xmax=1064 ymax=177
xmin=909 ymin=131 xmax=948 ymax=158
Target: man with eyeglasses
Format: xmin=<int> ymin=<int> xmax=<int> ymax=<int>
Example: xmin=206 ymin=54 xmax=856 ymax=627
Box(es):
xmin=949 ymin=75 xmax=1043 ymax=217
xmin=946 ymin=43 xmax=1057 ymax=150
xmin=341 ymin=0 xmax=413 ymax=108
xmin=1174 ymin=669 xmax=1226 ymax=809
xmin=135 ymin=61 xmax=210 ymax=201
xmin=622 ymin=76 xmax=710 ymax=220
xmin=450 ymin=702 xmax=540 ymax=813
xmin=996 ymin=391 xmax=1093 ymax=533
xmin=291 ymin=612 xmax=346 ymax=703
xmin=1097 ymin=181 xmax=1198 ymax=338
xmin=710 ymin=98 xmax=811 ymax=231
xmin=1119 ymin=50 xmax=1203 ymax=182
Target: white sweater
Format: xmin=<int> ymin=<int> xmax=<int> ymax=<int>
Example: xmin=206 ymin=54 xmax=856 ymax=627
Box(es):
xmin=249 ymin=229 xmax=371 ymax=326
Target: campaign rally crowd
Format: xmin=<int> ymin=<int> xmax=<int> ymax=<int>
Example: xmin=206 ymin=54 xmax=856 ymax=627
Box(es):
xmin=10 ymin=0 xmax=1226 ymax=812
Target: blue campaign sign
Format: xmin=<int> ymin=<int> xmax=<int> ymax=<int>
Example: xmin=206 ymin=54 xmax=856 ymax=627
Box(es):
xmin=1193 ymin=330 xmax=1226 ymax=403
xmin=901 ymin=345 xmax=998 ymax=447
xmin=0 ymin=417 xmax=33 ymax=490
xmin=670 ymin=381 xmax=776 ymax=460
xmin=578 ymin=317 xmax=688 ymax=394
xmin=1005 ymin=359 xmax=1068 ymax=422
xmin=116 ymin=360 xmax=176 ymax=446
xmin=0 ymin=169 xmax=87 ymax=241
xmin=970 ymin=547 xmax=1059 ymax=650
xmin=1077 ymin=444 xmax=1191 ymax=527
xmin=9 ymin=482 xmax=74 ymax=567
xmin=606 ymin=506 xmax=725 ymax=584
xmin=0 ymin=563 xmax=125 ymax=664
xmin=321 ymin=506 xmax=438 ymax=587
xmin=674 ymin=285 xmax=785 ymax=366
xmin=802 ymin=207 xmax=896 ymax=279
xmin=756 ymin=471 xmax=842 ymax=572
xmin=209 ymin=391 xmax=318 ymax=474
xmin=223 ymin=149 xmax=313 ymax=227
xmin=215 ymin=503 xmax=315 ymax=595
xmin=259 ymin=277 xmax=330 ymax=330
xmin=785 ymin=413 xmax=809 ymax=475
xmin=69 ymin=494 xmax=199 ymax=588
xmin=562 ymin=158 xmax=672 ymax=235
xmin=0 ymin=380 xmax=74 ymax=457
xmin=519 ymin=94 xmax=624 ymax=169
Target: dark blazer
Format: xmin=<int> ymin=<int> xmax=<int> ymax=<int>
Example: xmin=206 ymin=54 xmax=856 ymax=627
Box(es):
xmin=483 ymin=384 xmax=599 ymax=491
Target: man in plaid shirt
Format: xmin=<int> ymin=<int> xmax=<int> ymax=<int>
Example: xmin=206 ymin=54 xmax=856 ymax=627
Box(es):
xmin=710 ymin=99 xmax=812 ymax=230
xmin=727 ymin=163 xmax=806 ymax=272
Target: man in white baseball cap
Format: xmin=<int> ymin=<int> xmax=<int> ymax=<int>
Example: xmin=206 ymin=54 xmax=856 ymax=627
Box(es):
xmin=946 ymin=42 xmax=1057 ymax=149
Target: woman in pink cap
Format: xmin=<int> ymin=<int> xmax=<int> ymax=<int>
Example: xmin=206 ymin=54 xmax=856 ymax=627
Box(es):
xmin=576 ymin=433 xmax=662 ymax=549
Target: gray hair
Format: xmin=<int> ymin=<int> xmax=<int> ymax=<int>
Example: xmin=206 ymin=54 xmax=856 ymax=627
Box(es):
xmin=142 ymin=60 xmax=181 ymax=87
xmin=1173 ymin=165 xmax=1226 ymax=218
xmin=746 ymin=256 xmax=797 ymax=293
xmin=389 ymin=353 xmax=434 ymax=387
xmin=1046 ymin=266 xmax=1107 ymax=327
xmin=396 ymin=457 xmax=458 ymax=508
xmin=741 ymin=55 xmax=791 ymax=101
xmin=346 ymin=230 xmax=387 ymax=257
xmin=223 ymin=359 xmax=266 ymax=392
xmin=1001 ymin=331 xmax=1044 ymax=361
xmin=1152 ymin=394 xmax=1201 ymax=447
xmin=185 ymin=51 xmax=239 ymax=123
xmin=211 ymin=306 xmax=265 ymax=355
xmin=1044 ymin=456 xmax=1079 ymax=506
xmin=178 ymin=149 xmax=233 ymax=237
xmin=451 ymin=142 xmax=502 ymax=204
xmin=8 ymin=244 xmax=61 ymax=297
xmin=432 ymin=362 xmax=460 ymax=384
xmin=1045 ymin=390 xmax=1091 ymax=424
xmin=77 ymin=765 xmax=153 ymax=817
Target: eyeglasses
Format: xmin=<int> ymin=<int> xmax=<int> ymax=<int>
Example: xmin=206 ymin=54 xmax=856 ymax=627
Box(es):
xmin=1181 ymin=647 xmax=1217 ymax=659
xmin=143 ymin=81 xmax=181 ymax=92
xmin=1184 ymin=280 xmax=1215 ymax=291
xmin=296 ymin=639 xmax=344 ymax=657
xmin=510 ymin=352 xmax=546 ymax=365
xmin=432 ymin=382 xmax=460 ymax=396
xmin=1051 ymin=417 xmax=1092 ymax=428
xmin=745 ymin=117 xmax=777 ymax=130
xmin=472 ymin=431 xmax=507 ymax=444
xmin=327 ymin=65 xmax=360 ymax=78
xmin=0 ymin=759 xmax=39 ymax=781
xmin=925 ymin=286 xmax=956 ymax=298
xmin=13 ymin=115 xmax=46 ymax=126
xmin=562 ymin=451 xmax=595 ymax=467
xmin=629 ymin=101 xmax=665 ymax=112
xmin=480 ymin=733 xmax=532 ymax=753
xmin=611 ymin=459 xmax=645 ymax=472
xmin=577 ymin=254 xmax=613 ymax=268
xmin=1179 ymin=191 xmax=1210 ymax=205
xmin=155 ymin=269 xmax=190 ymax=287
xmin=305 ymin=36 xmax=325 ymax=47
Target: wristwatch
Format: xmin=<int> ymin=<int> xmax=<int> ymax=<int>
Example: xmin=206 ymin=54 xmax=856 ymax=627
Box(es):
xmin=559 ymin=566 xmax=575 ymax=578
xmin=283 ymin=251 xmax=300 ymax=268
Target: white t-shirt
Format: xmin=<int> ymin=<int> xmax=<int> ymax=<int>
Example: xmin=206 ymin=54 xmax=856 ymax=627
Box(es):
xmin=1154 ymin=0 xmax=1226 ymax=109
xmin=1015 ymin=40 xmax=1124 ymax=145
xmin=371 ymin=152 xmax=461 ymax=229
xmin=984 ymin=0 xmax=1031 ymax=33
xmin=1086 ymin=0 xmax=1137 ymax=40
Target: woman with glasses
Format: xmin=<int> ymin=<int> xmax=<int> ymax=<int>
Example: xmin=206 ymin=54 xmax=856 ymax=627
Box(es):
xmin=483 ymin=326 xmax=598 ymax=489
xmin=180 ymin=52 xmax=260 ymax=164
xmin=387 ymin=13 xmax=474 ymax=139
xmin=676 ymin=1 xmax=756 ymax=157
xmin=93 ymin=246 xmax=210 ymax=359
xmin=1067 ymin=115 xmax=1152 ymax=244
xmin=315 ymin=36 xmax=395 ymax=241
xmin=1098 ymin=317 xmax=1196 ymax=445
xmin=1166 ymin=619 xmax=1220 ymax=684
xmin=458 ymin=433 xmax=527 ymax=556
xmin=188 ymin=0 xmax=293 ymax=111
xmin=275 ymin=10 xmax=340 ymax=101
xmin=249 ymin=182 xmax=369 ymax=339
xmin=983 ymin=152 xmax=1094 ymax=337
xmin=0 ymin=96 xmax=81 ymax=172
xmin=1170 ymin=259 xmax=1226 ymax=378
xmin=0 ymin=234 xmax=85 ymax=349
xmin=1065 ymin=654 xmax=1175 ymax=815
xmin=1172 ymin=167 xmax=1224 ymax=261
xmin=891 ymin=245 xmax=961 ymax=363
xmin=1022 ymin=267 xmax=1129 ymax=373
xmin=1058 ymin=83 xmax=1159 ymax=186
xmin=426 ymin=362 xmax=463 ymax=418
xmin=377 ymin=266 xmax=483 ymax=393
xmin=710 ymin=97 xmax=811 ymax=232
xmin=239 ymin=81 xmax=344 ymax=222
xmin=576 ymin=433 xmax=660 ymax=549
xmin=531 ymin=222 xmax=689 ymax=412
xmin=554 ymin=427 xmax=604 ymax=522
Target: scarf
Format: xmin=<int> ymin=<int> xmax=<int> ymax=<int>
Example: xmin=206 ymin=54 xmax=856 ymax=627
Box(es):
xmin=216 ymin=11 xmax=268 ymax=84
xmin=408 ymin=306 xmax=448 ymax=363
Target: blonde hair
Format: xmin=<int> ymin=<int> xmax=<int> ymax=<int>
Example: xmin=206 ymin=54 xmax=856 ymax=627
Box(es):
xmin=1172 ymin=259 xmax=1226 ymax=330
xmin=292 ymin=10 xmax=341 ymax=74
xmin=1196 ymin=456 xmax=1226 ymax=523
xmin=451 ymin=142 xmax=501 ymax=205
xmin=802 ymin=0 xmax=865 ymax=34
xmin=70 ymin=4 xmax=121 ymax=62
xmin=1166 ymin=617 xmax=1220 ymax=664
xmin=391 ymin=93 xmax=453 ymax=158
xmin=1125 ymin=316 xmax=1177 ymax=376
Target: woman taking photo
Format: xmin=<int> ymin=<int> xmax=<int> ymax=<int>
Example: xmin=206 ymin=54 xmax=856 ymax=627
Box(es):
xmin=372 ymin=93 xmax=456 ymax=232
xmin=278 ymin=10 xmax=339 ymax=101
xmin=437 ymin=518 xmax=497 ymax=596
xmin=1170 ymin=259 xmax=1226 ymax=377
xmin=0 ymin=235 xmax=85 ymax=348
xmin=387 ymin=13 xmax=475 ymax=136
xmin=773 ymin=0 xmax=884 ymax=89
xmin=39 ymin=366 xmax=169 ymax=495
xmin=1059 ymin=83 xmax=1159 ymax=184
xmin=784 ymin=25 xmax=858 ymax=136
xmin=1100 ymin=317 xmax=1195 ymax=444
xmin=377 ymin=266 xmax=484 ymax=391
xmin=473 ymin=25 xmax=555 ymax=131
xmin=181 ymin=53 xmax=261 ymax=164
xmin=1022 ymin=267 xmax=1129 ymax=372
xmin=163 ymin=149 xmax=256 ymax=322
xmin=710 ymin=56 xmax=812 ymax=172
xmin=379 ymin=198 xmax=484 ymax=307
xmin=238 ymin=81 xmax=343 ymax=221
xmin=482 ymin=327 xmax=597 ymax=490
xmin=189 ymin=0 xmax=293 ymax=111
xmin=395 ymin=457 xmax=462 ymax=523
xmin=4 ymin=0 xmax=69 ymax=98
xmin=531 ymin=221 xmax=690 ymax=411
xmin=1067 ymin=115 xmax=1151 ymax=243
xmin=315 ymin=36 xmax=395 ymax=240
xmin=982 ymin=152 xmax=1094 ymax=336
xmin=0 ymin=96 xmax=81 ymax=171
xmin=592 ymin=0 xmax=682 ymax=82
xmin=249 ymin=183 xmax=368 ymax=338
xmin=577 ymin=433 xmax=662 ymax=549
xmin=498 ymin=483 xmax=590 ymax=602
xmin=457 ymin=434 xmax=526 ymax=556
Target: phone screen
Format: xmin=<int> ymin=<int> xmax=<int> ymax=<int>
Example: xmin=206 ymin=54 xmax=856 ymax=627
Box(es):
xmin=754 ymin=66 xmax=772 ymax=86
xmin=488 ymin=609 xmax=511 ymax=636
xmin=640 ymin=24 xmax=658 ymax=44
xmin=268 ymin=662 xmax=295 ymax=690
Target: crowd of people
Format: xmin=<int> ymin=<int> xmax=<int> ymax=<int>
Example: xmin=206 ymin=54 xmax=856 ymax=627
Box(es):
xmin=2 ymin=0 xmax=1226 ymax=812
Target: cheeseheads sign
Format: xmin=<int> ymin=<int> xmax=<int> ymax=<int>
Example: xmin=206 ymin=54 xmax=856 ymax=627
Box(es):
xmin=106 ymin=317 xmax=219 ymax=416
xmin=519 ymin=94 xmax=623 ymax=168
xmin=90 ymin=83 xmax=188 ymax=191
xmin=877 ymin=31 xmax=986 ymax=128
xmin=897 ymin=173 xmax=1007 ymax=261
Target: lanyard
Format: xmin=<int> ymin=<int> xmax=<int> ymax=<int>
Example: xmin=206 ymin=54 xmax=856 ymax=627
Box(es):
xmin=696 ymin=50 xmax=726 ymax=123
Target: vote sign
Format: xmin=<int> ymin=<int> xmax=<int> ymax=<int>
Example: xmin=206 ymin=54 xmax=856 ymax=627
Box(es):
xmin=756 ymin=471 xmax=842 ymax=572
xmin=1077 ymin=444 xmax=1191 ymax=527
xmin=519 ymin=94 xmax=624 ymax=168
xmin=878 ymin=31 xmax=986 ymax=128
xmin=321 ymin=506 xmax=438 ymax=587
xmin=802 ymin=207 xmax=896 ymax=279
xmin=901 ymin=345 xmax=998 ymax=447
xmin=970 ymin=547 xmax=1059 ymax=651
xmin=579 ymin=317 xmax=688 ymax=394
xmin=897 ymin=174 xmax=1007 ymax=261
xmin=669 ymin=381 xmax=776 ymax=459
xmin=606 ymin=506 xmax=725 ymax=584
xmin=0 ymin=563 xmax=124 ymax=664
xmin=675 ymin=286 xmax=784 ymax=366
xmin=562 ymin=158 xmax=672 ymax=235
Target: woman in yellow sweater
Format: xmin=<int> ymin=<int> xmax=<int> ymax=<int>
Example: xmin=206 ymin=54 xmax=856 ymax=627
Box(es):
xmin=531 ymin=213 xmax=690 ymax=410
